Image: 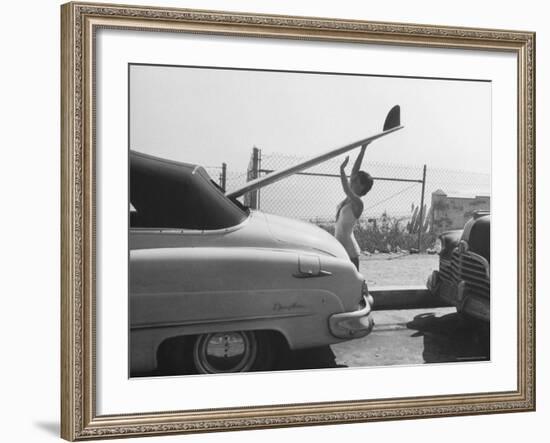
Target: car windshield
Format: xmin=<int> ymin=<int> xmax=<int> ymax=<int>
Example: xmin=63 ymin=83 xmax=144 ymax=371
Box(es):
xmin=130 ymin=151 xmax=248 ymax=230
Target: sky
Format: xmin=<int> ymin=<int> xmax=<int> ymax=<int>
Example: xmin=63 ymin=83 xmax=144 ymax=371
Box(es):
xmin=129 ymin=64 xmax=491 ymax=174
xmin=129 ymin=64 xmax=491 ymax=220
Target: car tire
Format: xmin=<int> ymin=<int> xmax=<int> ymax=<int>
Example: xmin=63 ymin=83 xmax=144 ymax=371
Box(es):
xmin=156 ymin=335 xmax=196 ymax=375
xmin=193 ymin=330 xmax=276 ymax=374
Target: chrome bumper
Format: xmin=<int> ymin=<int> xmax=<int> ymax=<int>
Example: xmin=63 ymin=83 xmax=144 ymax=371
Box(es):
xmin=427 ymin=270 xmax=441 ymax=295
xmin=329 ymin=295 xmax=374 ymax=339
xmin=456 ymin=281 xmax=490 ymax=322
xmin=428 ymin=271 xmax=490 ymax=322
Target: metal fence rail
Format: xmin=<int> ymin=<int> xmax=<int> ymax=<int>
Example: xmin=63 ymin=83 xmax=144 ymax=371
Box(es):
xmin=256 ymin=151 xmax=425 ymax=214
xmin=212 ymin=148 xmax=490 ymax=252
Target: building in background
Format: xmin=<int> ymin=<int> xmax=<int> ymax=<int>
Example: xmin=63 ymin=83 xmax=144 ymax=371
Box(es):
xmin=431 ymin=189 xmax=490 ymax=233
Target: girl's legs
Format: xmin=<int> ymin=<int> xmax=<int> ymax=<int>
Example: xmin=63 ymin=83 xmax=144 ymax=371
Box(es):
xmin=350 ymin=256 xmax=359 ymax=270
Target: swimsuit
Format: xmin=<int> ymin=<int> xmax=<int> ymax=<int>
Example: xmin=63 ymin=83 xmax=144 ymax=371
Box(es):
xmin=335 ymin=202 xmax=361 ymax=259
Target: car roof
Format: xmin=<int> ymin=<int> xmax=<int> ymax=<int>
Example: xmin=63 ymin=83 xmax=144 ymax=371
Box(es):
xmin=130 ymin=150 xmax=197 ymax=171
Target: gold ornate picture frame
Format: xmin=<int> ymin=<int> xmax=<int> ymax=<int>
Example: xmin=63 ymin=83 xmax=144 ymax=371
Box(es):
xmin=61 ymin=1 xmax=535 ymax=440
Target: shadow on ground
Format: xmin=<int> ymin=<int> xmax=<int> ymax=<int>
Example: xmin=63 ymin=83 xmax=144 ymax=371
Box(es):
xmin=135 ymin=345 xmax=344 ymax=377
xmin=406 ymin=312 xmax=490 ymax=363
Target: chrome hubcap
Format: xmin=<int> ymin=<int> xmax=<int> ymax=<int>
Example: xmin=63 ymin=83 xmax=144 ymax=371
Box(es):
xmin=194 ymin=331 xmax=257 ymax=373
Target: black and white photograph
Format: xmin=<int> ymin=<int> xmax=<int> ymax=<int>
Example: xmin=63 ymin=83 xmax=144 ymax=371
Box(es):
xmin=128 ymin=64 xmax=491 ymax=377
xmin=53 ymin=2 xmax=537 ymax=441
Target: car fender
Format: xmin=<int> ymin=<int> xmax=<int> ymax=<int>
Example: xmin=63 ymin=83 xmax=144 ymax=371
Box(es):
xmin=130 ymin=247 xmax=355 ymax=372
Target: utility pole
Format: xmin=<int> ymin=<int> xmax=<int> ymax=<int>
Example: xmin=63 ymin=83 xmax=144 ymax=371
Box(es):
xmin=417 ymin=164 xmax=427 ymax=251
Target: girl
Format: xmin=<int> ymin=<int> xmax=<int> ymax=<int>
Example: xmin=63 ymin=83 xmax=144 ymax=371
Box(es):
xmin=335 ymin=144 xmax=374 ymax=270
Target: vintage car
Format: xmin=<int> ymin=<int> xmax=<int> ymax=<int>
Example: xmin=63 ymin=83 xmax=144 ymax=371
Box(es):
xmin=427 ymin=211 xmax=490 ymax=322
xmin=129 ymin=150 xmax=374 ymax=375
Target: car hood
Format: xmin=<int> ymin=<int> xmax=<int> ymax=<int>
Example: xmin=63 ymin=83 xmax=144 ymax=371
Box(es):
xmin=131 ymin=210 xmax=349 ymax=260
xmin=262 ymin=212 xmax=349 ymax=259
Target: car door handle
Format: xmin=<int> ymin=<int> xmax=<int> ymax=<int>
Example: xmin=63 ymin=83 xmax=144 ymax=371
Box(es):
xmin=293 ymin=270 xmax=332 ymax=278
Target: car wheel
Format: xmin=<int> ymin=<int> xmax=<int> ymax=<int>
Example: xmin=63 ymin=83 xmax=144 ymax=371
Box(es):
xmin=156 ymin=335 xmax=196 ymax=375
xmin=193 ymin=331 xmax=261 ymax=374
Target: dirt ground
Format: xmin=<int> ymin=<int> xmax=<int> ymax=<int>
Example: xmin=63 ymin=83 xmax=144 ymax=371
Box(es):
xmin=261 ymin=308 xmax=489 ymax=371
xmin=359 ymin=253 xmax=439 ymax=287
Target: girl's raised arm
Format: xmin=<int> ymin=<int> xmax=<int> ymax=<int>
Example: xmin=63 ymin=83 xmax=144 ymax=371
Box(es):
xmin=352 ymin=143 xmax=369 ymax=176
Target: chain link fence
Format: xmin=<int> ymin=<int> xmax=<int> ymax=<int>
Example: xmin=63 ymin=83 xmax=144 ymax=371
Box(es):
xmin=209 ymin=149 xmax=490 ymax=252
xmin=258 ymin=152 xmax=425 ymax=220
xmin=204 ymin=164 xmax=249 ymax=194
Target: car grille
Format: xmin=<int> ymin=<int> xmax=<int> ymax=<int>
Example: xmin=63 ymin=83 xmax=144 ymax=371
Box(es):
xmin=439 ymin=249 xmax=490 ymax=298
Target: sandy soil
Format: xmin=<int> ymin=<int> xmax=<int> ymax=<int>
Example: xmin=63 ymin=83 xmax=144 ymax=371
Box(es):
xmin=359 ymin=253 xmax=439 ymax=287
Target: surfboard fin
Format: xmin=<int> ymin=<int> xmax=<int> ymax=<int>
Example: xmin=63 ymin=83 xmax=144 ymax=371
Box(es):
xmin=383 ymin=105 xmax=400 ymax=131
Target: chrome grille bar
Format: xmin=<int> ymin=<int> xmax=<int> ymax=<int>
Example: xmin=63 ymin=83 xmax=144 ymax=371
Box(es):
xmin=439 ymin=250 xmax=490 ymax=298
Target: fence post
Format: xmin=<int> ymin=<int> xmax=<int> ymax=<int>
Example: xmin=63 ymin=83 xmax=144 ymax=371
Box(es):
xmin=219 ymin=162 xmax=227 ymax=192
xmin=245 ymin=147 xmax=260 ymax=209
xmin=417 ymin=164 xmax=427 ymax=251
xmin=257 ymin=148 xmax=262 ymax=209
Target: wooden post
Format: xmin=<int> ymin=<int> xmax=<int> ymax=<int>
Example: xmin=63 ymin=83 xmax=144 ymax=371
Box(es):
xmin=245 ymin=147 xmax=260 ymax=209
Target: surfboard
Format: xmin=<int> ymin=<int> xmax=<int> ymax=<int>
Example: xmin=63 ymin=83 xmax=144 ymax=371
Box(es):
xmin=226 ymin=105 xmax=403 ymax=199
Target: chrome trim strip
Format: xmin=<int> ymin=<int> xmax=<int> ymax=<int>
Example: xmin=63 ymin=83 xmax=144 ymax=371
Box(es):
xmin=129 ymin=213 xmax=251 ymax=235
xmin=131 ymin=311 xmax=312 ymax=331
